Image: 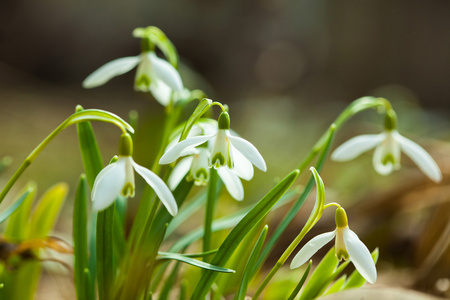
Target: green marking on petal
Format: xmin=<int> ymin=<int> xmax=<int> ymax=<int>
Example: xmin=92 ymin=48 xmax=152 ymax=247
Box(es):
xmin=194 ymin=168 xmax=209 ymax=185
xmin=211 ymin=153 xmax=225 ymax=169
xmin=121 ymin=182 xmax=134 ymax=197
xmin=136 ymin=75 xmax=151 ymax=88
xmin=336 ymin=248 xmax=349 ymax=261
xmin=382 ymin=153 xmax=395 ymax=166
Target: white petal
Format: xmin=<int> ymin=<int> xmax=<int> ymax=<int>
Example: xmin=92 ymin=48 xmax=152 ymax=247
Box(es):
xmin=134 ymin=55 xmax=152 ymax=92
xmin=232 ymin=146 xmax=254 ymax=181
xmin=91 ymin=160 xmax=126 ymax=211
xmin=290 ymin=231 xmax=336 ymax=269
xmin=343 ymin=228 xmax=377 ymax=284
xmin=396 ymin=134 xmax=442 ymax=183
xmin=331 ymin=134 xmax=385 ymax=161
xmin=82 ymin=56 xmax=141 ymax=88
xmin=148 ymin=52 xmax=183 ymax=92
xmin=227 ymin=133 xmax=266 ymax=172
xmin=168 ymin=156 xmax=193 ymax=190
xmin=217 ymin=168 xmax=244 ymax=201
xmin=149 ymin=79 xmax=172 ymax=106
xmin=132 ymin=161 xmax=178 ymax=216
xmin=159 ymin=134 xmax=215 ymax=165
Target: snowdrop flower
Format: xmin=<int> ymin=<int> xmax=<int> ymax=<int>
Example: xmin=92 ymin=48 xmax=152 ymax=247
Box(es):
xmin=82 ymin=40 xmax=183 ymax=106
xmin=168 ymin=145 xmax=254 ymax=201
xmin=332 ymin=110 xmax=442 ymax=183
xmin=291 ymin=207 xmax=377 ymax=284
xmin=160 ymin=111 xmax=266 ymax=173
xmin=92 ymin=133 xmax=177 ymax=215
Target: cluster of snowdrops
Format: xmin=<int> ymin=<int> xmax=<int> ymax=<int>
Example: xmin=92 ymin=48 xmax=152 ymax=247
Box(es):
xmin=0 ymin=26 xmax=442 ymax=300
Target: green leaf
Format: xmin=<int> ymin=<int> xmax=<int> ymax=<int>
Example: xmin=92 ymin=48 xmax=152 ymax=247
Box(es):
xmin=96 ymin=205 xmax=115 ymax=300
xmin=325 ymin=275 xmax=347 ymax=295
xmin=342 ymin=248 xmax=379 ymax=290
xmin=159 ymin=250 xmax=218 ymax=259
xmin=159 ymin=261 xmax=182 ymax=300
xmin=0 ymin=186 xmax=32 ymax=224
xmin=73 ymin=175 xmax=95 ymax=300
xmin=298 ymin=247 xmax=339 ymax=300
xmin=287 ymin=261 xmax=312 ymax=300
xmin=179 ymin=98 xmax=213 ymax=141
xmin=190 ymin=169 xmax=300 ymax=299
xmin=157 ymin=253 xmax=235 ymax=273
xmin=29 ymin=182 xmax=68 ymax=238
xmin=4 ymin=182 xmax=37 ymax=240
xmin=235 ymin=225 xmax=268 ymax=300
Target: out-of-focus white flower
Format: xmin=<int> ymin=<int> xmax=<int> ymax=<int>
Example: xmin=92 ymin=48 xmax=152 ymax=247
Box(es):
xmin=290 ymin=207 xmax=377 ymax=284
xmin=82 ymin=52 xmax=183 ymax=106
xmin=331 ymin=130 xmax=442 ymax=183
xmin=92 ymin=134 xmax=177 ymax=215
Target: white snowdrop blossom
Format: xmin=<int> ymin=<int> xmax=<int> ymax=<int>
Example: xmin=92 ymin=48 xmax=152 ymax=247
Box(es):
xmin=168 ymin=145 xmax=254 ymax=201
xmin=331 ymin=130 xmax=442 ymax=183
xmin=290 ymin=207 xmax=377 ymax=284
xmin=160 ymin=111 xmax=266 ymax=175
xmin=92 ymin=134 xmax=177 ymax=216
xmin=82 ymin=51 xmax=183 ymax=106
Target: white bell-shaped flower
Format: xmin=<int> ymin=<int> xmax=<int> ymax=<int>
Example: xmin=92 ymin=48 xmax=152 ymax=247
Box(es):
xmin=331 ymin=130 xmax=442 ymax=183
xmin=159 ymin=112 xmax=266 ymax=173
xmin=290 ymin=207 xmax=377 ymax=284
xmin=91 ymin=134 xmax=177 ymax=216
xmin=83 ymin=52 xmax=183 ymax=106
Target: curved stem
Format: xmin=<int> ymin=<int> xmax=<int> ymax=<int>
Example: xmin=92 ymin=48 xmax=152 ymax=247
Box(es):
xmin=0 ymin=109 xmax=132 ymax=205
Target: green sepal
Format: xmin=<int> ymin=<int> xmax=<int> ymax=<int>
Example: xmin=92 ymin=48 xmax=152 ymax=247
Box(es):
xmin=190 ymin=169 xmax=300 ymax=299
xmin=384 ymin=109 xmax=398 ymax=131
xmin=133 ymin=26 xmax=179 ymax=68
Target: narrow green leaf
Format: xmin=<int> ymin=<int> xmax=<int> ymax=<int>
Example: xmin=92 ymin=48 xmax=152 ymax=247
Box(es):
xmin=190 ymin=169 xmax=300 ymax=299
xmin=29 ymin=182 xmax=68 ymax=238
xmin=4 ymin=182 xmax=36 ymax=239
xmin=325 ymin=275 xmax=347 ymax=295
xmin=157 ymin=253 xmax=235 ymax=273
xmin=287 ymin=261 xmax=312 ymax=300
xmin=159 ymin=261 xmax=182 ymax=300
xmin=298 ymin=247 xmax=339 ymax=300
xmin=236 ymin=225 xmax=268 ymax=300
xmin=0 ymin=186 xmax=32 ymax=224
xmin=342 ymin=248 xmax=379 ymax=290
xmin=76 ymin=105 xmax=106 ymax=298
xmin=159 ymin=250 xmax=218 ymax=259
xmin=73 ymin=175 xmax=93 ymax=300
xmin=96 ymin=205 xmax=115 ymax=300
xmin=179 ymin=98 xmax=213 ymax=141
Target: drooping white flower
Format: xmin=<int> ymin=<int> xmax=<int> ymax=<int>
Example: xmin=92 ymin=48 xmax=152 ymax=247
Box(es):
xmin=168 ymin=145 xmax=253 ymax=201
xmin=159 ymin=112 xmax=266 ymax=173
xmin=331 ymin=130 xmax=442 ymax=183
xmin=290 ymin=207 xmax=377 ymax=284
xmin=92 ymin=134 xmax=177 ymax=216
xmin=82 ymin=52 xmax=183 ymax=106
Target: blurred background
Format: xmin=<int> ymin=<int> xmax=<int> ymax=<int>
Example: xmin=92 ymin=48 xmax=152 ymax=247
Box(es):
xmin=0 ymin=0 xmax=449 ymax=299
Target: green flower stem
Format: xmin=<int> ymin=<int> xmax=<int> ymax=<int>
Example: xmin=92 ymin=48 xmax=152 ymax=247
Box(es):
xmin=203 ymin=168 xmax=219 ymax=258
xmin=0 ymin=109 xmax=132 ymax=205
xmin=252 ymin=168 xmax=326 ymax=300
xmin=297 ymin=96 xmax=392 ymax=172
